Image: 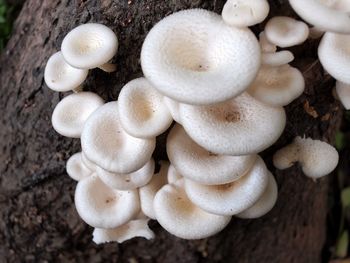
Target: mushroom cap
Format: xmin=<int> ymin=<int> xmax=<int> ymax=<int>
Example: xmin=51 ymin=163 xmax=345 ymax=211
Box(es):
xmin=167 ymin=124 xmax=257 ymax=185
xmin=118 ymin=78 xmax=173 ymax=138
xmin=236 ymin=172 xmax=278 ymax=219
xmin=96 ymin=159 xmax=155 ymax=190
xmin=66 ymin=152 xmax=93 ymax=181
xmin=273 ymin=142 xmax=299 ymax=170
xmin=153 ymin=179 xmax=231 ymax=239
xmin=222 ymin=0 xmax=270 ymax=27
xmin=261 ymin=50 xmax=294 ymax=67
xmin=81 ymin=101 xmax=156 ymax=174
xmin=247 ymin=65 xmax=305 ymax=107
xmin=139 ymin=161 xmax=169 ymax=219
xmin=184 ymin=156 xmax=269 ymax=216
xmin=61 ymin=23 xmax=118 ymax=69
xmin=265 ymin=16 xmax=309 ymax=48
xmin=318 ymin=32 xmax=350 ymax=84
xmin=141 ymin=9 xmax=261 ymax=105
xmin=179 ymin=92 xmax=286 ymax=156
xmin=81 ymin=151 xmax=98 ymax=172
xmin=335 ymin=81 xmax=350 ymax=110
xmin=289 ymin=0 xmax=350 ymax=34
xmin=44 ymin=51 xmax=88 ymax=92
xmin=259 ymin=32 xmax=277 ymax=53
xmin=74 ymin=175 xmax=140 ymax=228
xmin=92 ymin=218 xmax=155 ymax=244
xmin=51 ymin=92 xmax=104 ymax=138
xmin=167 ymin=164 xmax=183 ymax=184
xmin=163 ymin=96 xmax=181 ymax=124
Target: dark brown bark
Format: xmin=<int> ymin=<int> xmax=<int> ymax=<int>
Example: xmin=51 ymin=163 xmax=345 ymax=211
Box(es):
xmin=0 ymin=0 xmax=342 ymax=262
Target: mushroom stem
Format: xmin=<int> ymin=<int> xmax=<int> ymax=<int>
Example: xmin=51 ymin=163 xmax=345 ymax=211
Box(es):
xmin=73 ymin=85 xmax=84 ymax=93
xmin=98 ymin=63 xmax=117 ymax=72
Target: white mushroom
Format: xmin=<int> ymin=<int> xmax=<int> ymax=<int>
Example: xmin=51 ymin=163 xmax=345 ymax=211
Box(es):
xmin=141 ymin=9 xmax=261 ymax=105
xmin=163 ymin=96 xmax=182 ymax=124
xmin=273 ymin=136 xmax=339 ymax=179
xmin=222 ymin=0 xmax=270 ymax=27
xmin=335 ymin=81 xmax=350 ymax=109
xmin=81 ymin=101 xmax=156 ymax=174
xmin=236 ymin=172 xmax=278 ymax=219
xmin=81 ymin=151 xmax=98 ymax=172
xmin=247 ymin=65 xmax=305 ymax=107
xmin=61 ymin=23 xmax=118 ymax=72
xmin=92 ymin=218 xmax=155 ymax=244
xmin=167 ymin=124 xmax=257 ymax=185
xmin=259 ymin=32 xmax=277 ymax=53
xmin=179 ymin=92 xmax=286 ymax=156
xmin=96 ymin=159 xmax=155 ymax=190
xmin=66 ymin=152 xmax=93 ymax=181
xmin=261 ymin=50 xmax=294 ymax=67
xmin=154 ymin=179 xmax=231 ymax=239
xmin=318 ymin=32 xmax=350 ymax=84
xmin=288 ymin=0 xmax=350 ymax=34
xmin=74 ymin=175 xmax=140 ymax=228
xmin=51 ymin=92 xmax=104 ymax=138
xmin=44 ymin=51 xmax=88 ymax=92
xmin=118 ymin=78 xmax=173 ymax=138
xmin=265 ymin=16 xmax=309 ymax=48
xmin=167 ymin=164 xmax=183 ymax=184
xmin=184 ymin=156 xmax=269 ymax=216
xmin=139 ymin=161 xmax=169 ymax=219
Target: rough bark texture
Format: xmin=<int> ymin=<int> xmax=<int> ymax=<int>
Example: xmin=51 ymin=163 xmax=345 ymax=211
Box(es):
xmin=0 ymin=0 xmax=342 ymax=262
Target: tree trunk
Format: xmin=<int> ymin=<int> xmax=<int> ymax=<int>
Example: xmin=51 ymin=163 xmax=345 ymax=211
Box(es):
xmin=0 ymin=0 xmax=342 ymax=262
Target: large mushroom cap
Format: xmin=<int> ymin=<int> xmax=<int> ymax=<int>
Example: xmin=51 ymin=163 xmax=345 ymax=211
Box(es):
xmin=81 ymin=101 xmax=156 ymax=174
xmin=61 ymin=23 xmax=118 ymax=69
xmin=167 ymin=124 xmax=257 ymax=185
xmin=288 ymin=0 xmax=350 ymax=34
xmin=184 ymin=156 xmax=269 ymax=216
xmin=179 ymin=92 xmax=286 ymax=156
xmin=51 ymin=92 xmax=104 ymax=138
xmin=318 ymin=32 xmax=350 ymax=84
xmin=44 ymin=51 xmax=88 ymax=92
xmin=153 ymin=179 xmax=231 ymax=239
xmin=141 ymin=9 xmax=261 ymax=105
xmin=118 ymin=77 xmax=173 ymax=138
xmin=74 ymin=175 xmax=140 ymax=228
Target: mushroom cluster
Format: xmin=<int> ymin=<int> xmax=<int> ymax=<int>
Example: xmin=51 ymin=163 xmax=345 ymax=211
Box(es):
xmin=44 ymin=1 xmax=340 ymax=243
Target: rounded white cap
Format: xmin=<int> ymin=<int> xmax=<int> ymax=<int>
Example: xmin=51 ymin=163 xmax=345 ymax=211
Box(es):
xmin=236 ymin=172 xmax=278 ymax=219
xmin=184 ymin=156 xmax=269 ymax=216
xmin=318 ymin=32 xmax=350 ymax=84
xmin=61 ymin=23 xmax=118 ymax=69
xmin=51 ymin=92 xmax=104 ymax=138
xmin=259 ymin=32 xmax=277 ymax=53
xmin=44 ymin=51 xmax=88 ymax=92
xmin=335 ymin=81 xmax=350 ymax=110
xmin=222 ymin=0 xmax=270 ymax=27
xmin=81 ymin=101 xmax=156 ymax=174
xmin=96 ymin=159 xmax=155 ymax=190
xmin=141 ymin=9 xmax=261 ymax=105
xmin=74 ymin=175 xmax=140 ymax=228
xmin=167 ymin=124 xmax=257 ymax=185
xmin=118 ymin=78 xmax=173 ymax=138
xmin=153 ymin=179 xmax=231 ymax=239
xmin=167 ymin=164 xmax=183 ymax=184
xmin=261 ymin=50 xmax=294 ymax=67
xmin=180 ymin=92 xmax=286 ymax=156
xmin=66 ymin=152 xmax=93 ymax=181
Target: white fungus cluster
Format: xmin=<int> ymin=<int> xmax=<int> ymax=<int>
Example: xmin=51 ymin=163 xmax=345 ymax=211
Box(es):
xmin=44 ymin=2 xmax=340 ymax=243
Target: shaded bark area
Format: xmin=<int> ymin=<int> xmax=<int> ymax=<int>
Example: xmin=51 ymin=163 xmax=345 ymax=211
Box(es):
xmin=0 ymin=0 xmax=342 ymax=262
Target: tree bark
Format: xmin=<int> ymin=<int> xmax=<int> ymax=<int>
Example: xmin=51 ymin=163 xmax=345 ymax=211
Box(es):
xmin=0 ymin=0 xmax=342 ymax=262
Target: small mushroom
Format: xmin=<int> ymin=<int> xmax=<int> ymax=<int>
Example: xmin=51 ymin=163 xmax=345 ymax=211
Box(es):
xmin=81 ymin=151 xmax=98 ymax=172
xmin=51 ymin=92 xmax=104 ymax=138
xmin=167 ymin=164 xmax=183 ymax=184
xmin=163 ymin=96 xmax=182 ymax=124
xmin=96 ymin=159 xmax=155 ymax=190
xmin=236 ymin=172 xmax=278 ymax=219
xmin=66 ymin=152 xmax=93 ymax=181
xmin=74 ymin=175 xmax=140 ymax=228
xmin=247 ymin=64 xmax=305 ymax=107
xmin=61 ymin=23 xmax=118 ymax=72
xmin=153 ymin=179 xmax=231 ymax=239
xmin=167 ymin=124 xmax=257 ymax=185
xmin=259 ymin=32 xmax=277 ymax=53
xmin=141 ymin=9 xmax=261 ymax=105
xmin=335 ymin=81 xmax=350 ymax=109
xmin=318 ymin=32 xmax=350 ymax=84
xmin=264 ymin=16 xmax=309 ymax=48
xmin=222 ymin=0 xmax=270 ymax=27
xmin=184 ymin=156 xmax=269 ymax=216
xmin=273 ymin=136 xmax=339 ymax=179
xmin=261 ymin=50 xmax=294 ymax=67
xmin=179 ymin=92 xmax=286 ymax=156
xmin=81 ymin=101 xmax=156 ymax=174
xmin=118 ymin=78 xmax=173 ymax=138
xmin=44 ymin=51 xmax=88 ymax=92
